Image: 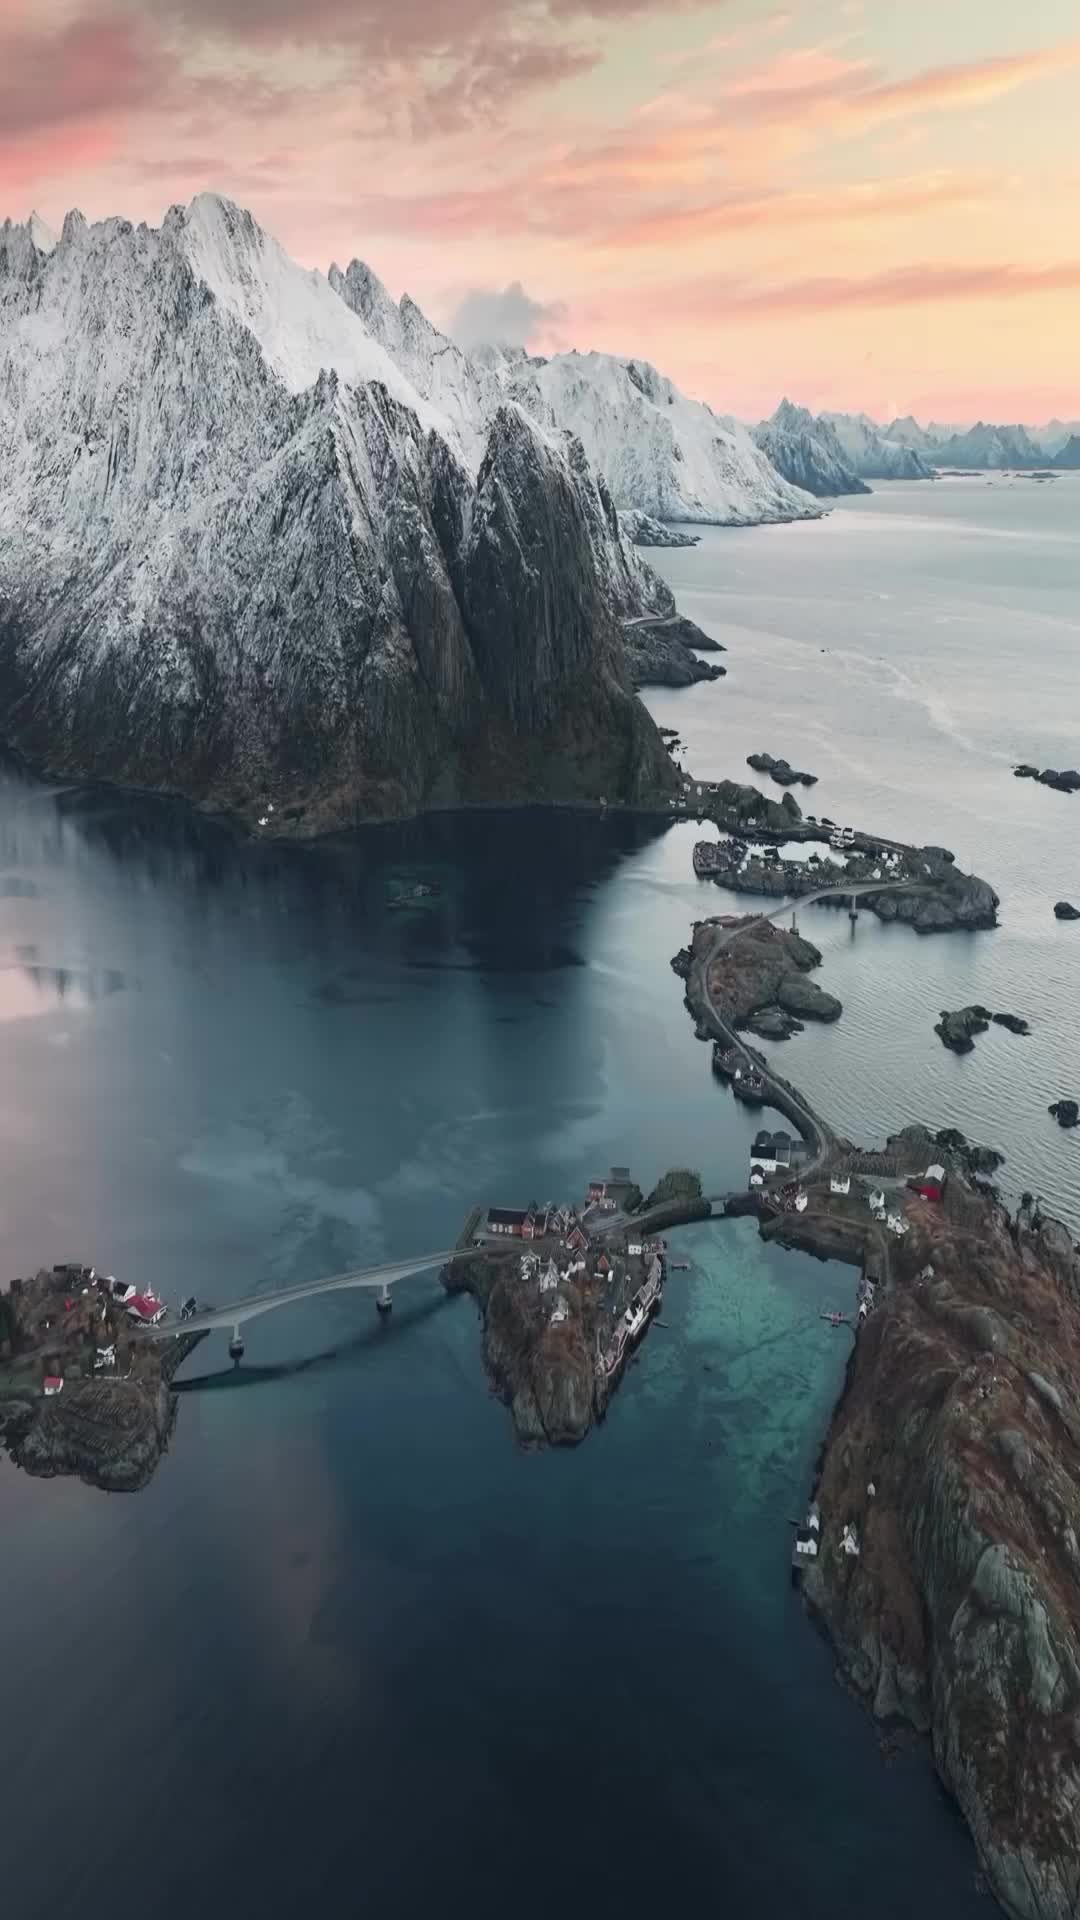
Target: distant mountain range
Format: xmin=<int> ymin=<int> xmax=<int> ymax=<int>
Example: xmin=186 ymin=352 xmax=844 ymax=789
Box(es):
xmin=753 ymin=401 xmax=932 ymax=495
xmin=758 ymin=403 xmax=1080 ymax=482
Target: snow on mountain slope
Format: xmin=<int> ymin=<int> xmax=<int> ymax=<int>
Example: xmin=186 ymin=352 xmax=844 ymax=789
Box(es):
xmin=820 ymin=411 xmax=934 ymax=480
xmin=0 ymin=195 xmax=675 ymax=832
xmin=931 ymin=421 xmax=1043 ymax=468
xmin=329 ymin=257 xmax=495 ymax=467
xmin=494 ymin=350 xmax=821 ymax=526
xmin=753 ymin=399 xmax=869 ymax=497
xmin=328 ymin=263 xmax=815 ymax=527
xmin=172 ymin=194 xmax=456 ymax=447
xmin=27 ymin=212 xmax=57 ymax=255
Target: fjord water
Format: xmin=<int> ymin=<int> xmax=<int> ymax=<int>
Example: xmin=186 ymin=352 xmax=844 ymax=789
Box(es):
xmin=2 ymin=473 xmax=1076 ymax=1919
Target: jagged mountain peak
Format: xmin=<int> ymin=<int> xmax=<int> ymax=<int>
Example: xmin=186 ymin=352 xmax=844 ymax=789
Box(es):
xmin=27 ymin=211 xmax=58 ymax=255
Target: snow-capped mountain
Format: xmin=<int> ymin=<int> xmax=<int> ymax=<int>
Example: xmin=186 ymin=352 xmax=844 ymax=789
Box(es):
xmin=487 ymin=349 xmax=821 ymax=526
xmin=752 ymin=399 xmax=870 ymax=497
xmin=931 ymin=422 xmax=1044 ymax=468
xmin=329 ymin=261 xmax=819 ymax=527
xmin=0 ymin=194 xmax=676 ymax=832
xmin=884 ymin=415 xmax=940 ymax=453
xmin=819 ymin=411 xmax=935 ymax=480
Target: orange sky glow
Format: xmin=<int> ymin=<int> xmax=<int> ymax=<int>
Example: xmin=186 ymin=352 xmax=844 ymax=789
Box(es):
xmin=2 ymin=0 xmax=1078 ymax=421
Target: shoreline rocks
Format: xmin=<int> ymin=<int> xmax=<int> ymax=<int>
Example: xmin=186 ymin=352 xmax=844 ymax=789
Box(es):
xmin=1054 ymin=901 xmax=1080 ymax=921
xmin=618 ymin=509 xmax=701 ymax=549
xmin=1015 ymin=765 xmax=1080 ymax=793
xmin=746 ymin=751 xmax=818 ymax=788
xmin=799 ymin=1183 xmax=1080 ymax=1920
xmin=623 ymin=614 xmax=727 ymax=690
xmin=1048 ymin=1100 xmax=1078 ymax=1129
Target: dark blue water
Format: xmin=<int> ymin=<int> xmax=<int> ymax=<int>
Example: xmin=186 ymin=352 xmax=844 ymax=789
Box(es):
xmin=0 ymin=774 xmax=989 ymax=1919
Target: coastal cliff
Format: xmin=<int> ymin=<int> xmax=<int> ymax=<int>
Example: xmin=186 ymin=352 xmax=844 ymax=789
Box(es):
xmin=0 ymin=197 xmax=677 ymax=834
xmin=802 ymin=1183 xmax=1080 ymax=1920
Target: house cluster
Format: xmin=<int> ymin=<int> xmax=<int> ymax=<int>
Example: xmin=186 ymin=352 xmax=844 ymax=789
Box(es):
xmin=911 ymin=1163 xmax=946 ymax=1202
xmin=486 ymin=1202 xmax=564 ymax=1240
xmin=749 ymin=1130 xmax=810 ymax=1182
xmin=584 ymin=1166 xmax=638 ymax=1215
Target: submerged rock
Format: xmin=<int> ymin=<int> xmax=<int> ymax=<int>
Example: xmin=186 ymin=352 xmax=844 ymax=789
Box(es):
xmin=1054 ymin=901 xmax=1080 ymax=921
xmin=1049 ymin=1100 xmax=1079 ymax=1129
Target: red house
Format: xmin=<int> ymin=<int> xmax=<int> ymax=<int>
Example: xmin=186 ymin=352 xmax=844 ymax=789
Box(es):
xmin=913 ymin=1163 xmax=946 ymax=1203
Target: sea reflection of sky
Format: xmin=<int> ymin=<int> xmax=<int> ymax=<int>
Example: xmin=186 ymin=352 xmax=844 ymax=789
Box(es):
xmin=0 ymin=963 xmax=126 ymax=1022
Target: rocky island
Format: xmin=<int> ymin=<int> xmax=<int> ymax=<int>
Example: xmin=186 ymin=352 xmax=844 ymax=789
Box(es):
xmin=441 ymin=1174 xmax=698 ymax=1446
xmin=935 ymin=1006 xmax=1030 ymax=1052
xmin=746 ymin=751 xmax=818 ymax=787
xmin=0 ymin=1264 xmax=203 ymax=1491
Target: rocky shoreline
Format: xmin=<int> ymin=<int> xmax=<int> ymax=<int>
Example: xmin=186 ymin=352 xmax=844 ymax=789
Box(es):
xmin=672 ymin=854 xmax=1080 ymax=1920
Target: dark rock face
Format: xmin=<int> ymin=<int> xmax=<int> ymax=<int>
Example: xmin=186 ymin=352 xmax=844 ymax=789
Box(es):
xmin=618 ymin=509 xmax=701 ymax=548
xmin=1049 ymin=1100 xmax=1078 ymax=1129
xmin=1054 ymin=901 xmax=1080 ymax=920
xmin=623 ymin=613 xmax=726 ymax=689
xmin=802 ymin=1184 xmax=1080 ymax=1920
xmin=746 ymin=751 xmax=817 ymax=787
xmin=0 ymin=211 xmax=678 ymax=834
xmin=753 ymin=407 xmax=871 ymax=497
xmin=992 ymin=1012 xmax=1030 ymax=1036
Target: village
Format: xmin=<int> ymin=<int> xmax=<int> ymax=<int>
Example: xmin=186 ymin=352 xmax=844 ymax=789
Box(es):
xmin=445 ymin=1168 xmax=679 ymax=1446
xmin=0 ymin=1262 xmax=204 ymax=1491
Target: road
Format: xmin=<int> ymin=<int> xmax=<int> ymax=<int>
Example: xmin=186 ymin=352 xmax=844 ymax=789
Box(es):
xmin=691 ymin=879 xmax=925 ymax=1180
xmin=151 ymin=1245 xmax=498 ymax=1338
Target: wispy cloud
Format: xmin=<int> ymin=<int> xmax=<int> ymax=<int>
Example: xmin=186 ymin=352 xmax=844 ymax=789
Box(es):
xmin=713 ymin=257 xmax=1080 ymax=316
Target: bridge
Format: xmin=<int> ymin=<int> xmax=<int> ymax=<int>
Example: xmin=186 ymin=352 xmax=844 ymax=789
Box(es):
xmin=151 ymin=1245 xmax=497 ymax=1355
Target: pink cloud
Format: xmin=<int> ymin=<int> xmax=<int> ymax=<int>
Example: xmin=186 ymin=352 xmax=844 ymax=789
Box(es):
xmin=683 ymin=258 xmax=1080 ymax=318
xmin=0 ymin=12 xmax=166 ymax=139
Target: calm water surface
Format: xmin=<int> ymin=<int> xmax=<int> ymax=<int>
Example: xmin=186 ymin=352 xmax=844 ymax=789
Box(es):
xmin=6 ymin=471 xmax=1076 ymax=1919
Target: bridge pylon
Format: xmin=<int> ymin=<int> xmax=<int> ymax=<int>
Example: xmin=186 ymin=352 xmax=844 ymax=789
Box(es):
xmin=228 ymin=1326 xmax=244 ymax=1361
xmin=376 ymin=1282 xmax=393 ymax=1316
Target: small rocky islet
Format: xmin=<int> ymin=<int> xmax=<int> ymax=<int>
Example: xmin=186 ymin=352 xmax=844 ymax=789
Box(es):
xmin=935 ymin=1005 xmax=1031 ymax=1053
xmin=1014 ymin=764 xmax=1080 ymax=793
xmin=746 ymin=750 xmax=818 ymax=787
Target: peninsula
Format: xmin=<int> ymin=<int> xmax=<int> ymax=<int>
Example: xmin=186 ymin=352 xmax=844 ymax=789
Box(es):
xmin=674 ymin=867 xmax=1080 ymax=1920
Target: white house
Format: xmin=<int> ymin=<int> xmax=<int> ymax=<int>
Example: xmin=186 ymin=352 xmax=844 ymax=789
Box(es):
xmin=550 ymin=1298 xmax=569 ymax=1327
xmin=830 ymin=1175 xmax=851 ymax=1197
xmin=94 ymin=1343 xmax=117 ymax=1371
xmin=627 ymin=1240 xmax=643 ymax=1256
xmin=539 ymin=1259 xmax=559 ymax=1294
xmin=868 ymin=1188 xmax=885 ymax=1212
xmin=886 ymin=1211 xmax=910 ymax=1238
xmin=794 ymin=1192 xmax=808 ymax=1213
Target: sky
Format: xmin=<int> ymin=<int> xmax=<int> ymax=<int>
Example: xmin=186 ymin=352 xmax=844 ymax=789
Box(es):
xmin=3 ymin=0 xmax=1079 ymax=421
